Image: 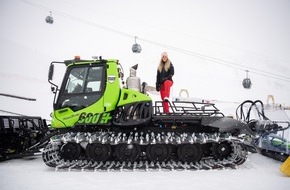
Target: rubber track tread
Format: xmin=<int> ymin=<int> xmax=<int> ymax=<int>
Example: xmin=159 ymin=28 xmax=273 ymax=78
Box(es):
xmin=42 ymin=131 xmax=248 ymax=171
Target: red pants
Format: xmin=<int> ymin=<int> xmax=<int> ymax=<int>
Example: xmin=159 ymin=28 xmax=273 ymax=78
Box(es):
xmin=160 ymin=80 xmax=173 ymax=113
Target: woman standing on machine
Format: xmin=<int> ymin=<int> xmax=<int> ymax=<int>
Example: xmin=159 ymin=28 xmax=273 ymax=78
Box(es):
xmin=155 ymin=52 xmax=174 ymax=113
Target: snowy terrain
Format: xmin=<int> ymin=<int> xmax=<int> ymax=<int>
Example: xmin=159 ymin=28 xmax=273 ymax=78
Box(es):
xmin=0 ymin=153 xmax=289 ymax=190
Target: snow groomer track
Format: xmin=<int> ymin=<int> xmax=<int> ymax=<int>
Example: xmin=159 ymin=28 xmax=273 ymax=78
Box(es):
xmin=43 ymin=130 xmax=248 ymax=171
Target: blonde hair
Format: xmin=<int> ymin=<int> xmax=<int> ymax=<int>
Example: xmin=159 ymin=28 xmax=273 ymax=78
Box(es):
xmin=158 ymin=58 xmax=171 ymax=72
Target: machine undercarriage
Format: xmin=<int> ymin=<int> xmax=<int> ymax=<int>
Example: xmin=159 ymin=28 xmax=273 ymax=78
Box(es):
xmin=43 ymin=130 xmax=247 ymax=171
xmin=42 ymin=101 xmax=248 ymax=171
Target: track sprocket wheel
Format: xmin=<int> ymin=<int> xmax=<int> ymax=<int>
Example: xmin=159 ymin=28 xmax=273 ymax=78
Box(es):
xmin=146 ymin=144 xmax=172 ymax=162
xmin=115 ymin=143 xmax=141 ymax=162
xmin=60 ymin=142 xmax=81 ymax=161
xmin=86 ymin=143 xmax=111 ymax=162
xmin=212 ymin=141 xmax=232 ymax=160
xmin=177 ymin=143 xmax=203 ymax=163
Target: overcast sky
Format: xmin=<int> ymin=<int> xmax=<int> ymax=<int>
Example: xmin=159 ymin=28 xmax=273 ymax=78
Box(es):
xmin=1 ymin=0 xmax=290 ymax=118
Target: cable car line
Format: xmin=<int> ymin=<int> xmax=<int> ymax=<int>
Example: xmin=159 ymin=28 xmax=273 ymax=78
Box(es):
xmin=21 ymin=0 xmax=290 ymax=83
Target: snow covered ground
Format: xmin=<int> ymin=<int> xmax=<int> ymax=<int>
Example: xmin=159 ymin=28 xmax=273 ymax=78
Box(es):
xmin=0 ymin=153 xmax=289 ymax=190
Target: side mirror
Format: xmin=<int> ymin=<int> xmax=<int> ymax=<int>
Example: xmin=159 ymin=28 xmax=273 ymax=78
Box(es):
xmin=48 ymin=64 xmax=54 ymax=81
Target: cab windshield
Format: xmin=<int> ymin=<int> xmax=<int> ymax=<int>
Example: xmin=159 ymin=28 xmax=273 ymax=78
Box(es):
xmin=55 ymin=65 xmax=104 ymax=111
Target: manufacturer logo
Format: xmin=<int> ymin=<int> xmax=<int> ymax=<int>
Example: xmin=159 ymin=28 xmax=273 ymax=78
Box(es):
xmin=108 ymin=75 xmax=116 ymax=83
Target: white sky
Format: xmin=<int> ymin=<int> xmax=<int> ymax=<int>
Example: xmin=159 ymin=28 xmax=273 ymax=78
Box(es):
xmin=0 ymin=0 xmax=290 ymax=118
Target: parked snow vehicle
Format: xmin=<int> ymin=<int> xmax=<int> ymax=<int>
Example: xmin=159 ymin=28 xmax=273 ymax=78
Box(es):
xmin=42 ymin=56 xmax=252 ymax=171
xmin=236 ymin=100 xmax=290 ymax=162
xmin=0 ymin=115 xmax=48 ymax=161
